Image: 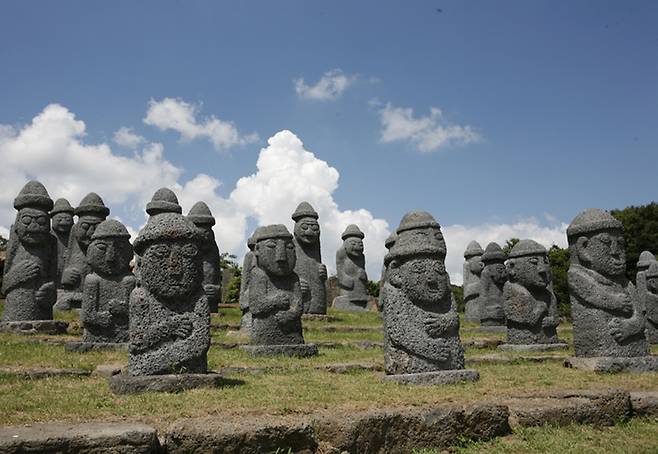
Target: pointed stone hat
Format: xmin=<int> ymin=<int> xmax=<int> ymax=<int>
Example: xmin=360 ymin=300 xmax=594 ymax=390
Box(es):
xmin=508 ymin=239 xmax=547 ymax=259
xmin=637 ymin=251 xmax=657 ymax=270
xmin=253 ymin=224 xmax=293 ymax=242
xmin=291 ymin=201 xmax=319 ymax=221
xmin=341 ymin=224 xmax=365 ymax=240
xmin=396 ymin=210 xmax=440 ymax=234
xmin=385 ymin=212 xmax=445 ymax=266
xmin=567 ymin=208 xmax=622 ymax=240
xmin=50 ymin=198 xmax=74 ymax=216
xmin=133 ymin=212 xmax=201 ymax=255
xmin=91 ymin=219 xmax=131 ymax=240
xmin=187 ymin=201 xmax=215 ymax=226
xmin=464 ymin=240 xmax=484 ymax=259
xmin=75 ymin=193 xmax=110 ymax=218
xmin=146 ymin=187 xmax=182 ymax=216
xmin=14 ymin=180 xmax=54 ymax=211
xmin=481 ymin=242 xmax=507 ymax=263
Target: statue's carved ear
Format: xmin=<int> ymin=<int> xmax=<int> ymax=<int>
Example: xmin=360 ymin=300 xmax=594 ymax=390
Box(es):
xmin=388 ymin=260 xmax=402 ymax=287
xmin=576 ymin=236 xmax=590 ymax=265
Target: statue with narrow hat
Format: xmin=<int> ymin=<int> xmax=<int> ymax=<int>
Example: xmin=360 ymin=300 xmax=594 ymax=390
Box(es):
xmin=636 ymin=251 xmax=657 ymax=343
xmin=479 ymin=242 xmax=508 ymax=327
xmin=238 ymin=233 xmax=257 ymax=334
xmin=50 ymin=198 xmax=74 ymax=289
xmin=643 ymin=261 xmax=658 ymax=343
xmin=291 ymin=202 xmax=327 ymax=314
xmin=333 ymin=224 xmax=369 ymax=312
xmin=187 ymin=201 xmax=222 ymax=313
xmin=378 ymin=232 xmax=397 ymax=312
xmin=463 ymin=241 xmax=484 ymax=323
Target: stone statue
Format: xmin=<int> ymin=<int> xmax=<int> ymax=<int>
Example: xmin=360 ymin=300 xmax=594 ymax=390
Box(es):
xmin=333 ymin=224 xmax=369 ymax=312
xmin=644 ymin=261 xmax=658 ymax=343
xmin=56 ymin=193 xmax=109 ymax=310
xmin=1 ymin=181 xmax=58 ymax=322
xmin=291 ymin=202 xmax=327 ymax=314
xmin=242 ymin=224 xmax=317 ymax=356
xmin=382 ymin=211 xmax=478 ymax=385
xmin=49 ymin=198 xmax=74 ymax=289
xmin=187 ymin=202 xmax=222 ymax=313
xmin=479 ymin=242 xmax=508 ymax=327
xmin=502 ymin=239 xmax=564 ymax=349
xmin=636 ymin=251 xmax=657 ymax=334
xmin=80 ymin=220 xmax=135 ymax=344
xmin=378 ymin=232 xmax=397 ymax=312
xmin=463 ymin=241 xmax=484 ymax=323
xmin=239 ymin=233 xmax=257 ymax=334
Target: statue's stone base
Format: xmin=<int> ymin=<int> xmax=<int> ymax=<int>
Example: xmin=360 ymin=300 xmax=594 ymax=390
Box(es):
xmin=498 ymin=343 xmax=569 ymax=352
xmin=301 ymin=314 xmax=337 ymax=322
xmin=333 ymin=296 xmax=368 ymax=312
xmin=65 ymin=342 xmax=127 ymax=353
xmin=108 ymin=373 xmax=224 ymax=395
xmin=240 ymin=343 xmax=319 ymax=357
xmin=382 ymin=369 xmax=480 ymax=385
xmin=564 ymin=356 xmax=658 ymax=373
xmin=0 ymin=320 xmax=68 ymax=335
xmin=475 ymin=325 xmax=506 ymax=334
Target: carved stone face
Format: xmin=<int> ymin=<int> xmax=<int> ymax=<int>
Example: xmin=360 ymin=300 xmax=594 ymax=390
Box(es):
xmin=51 ymin=212 xmax=73 ymax=234
xmin=344 ymin=237 xmax=364 ymax=258
xmin=488 ymin=262 xmax=508 ymax=285
xmin=469 ymin=256 xmax=484 ymax=276
xmin=74 ymin=216 xmax=104 ymax=250
xmin=140 ymin=240 xmax=201 ymax=299
xmin=15 ymin=207 xmax=51 ymax=245
xmin=509 ymin=254 xmax=550 ymax=289
xmin=646 ymin=276 xmax=658 ymax=294
xmin=256 ymin=237 xmax=296 ymax=277
xmin=87 ymin=237 xmax=133 ymax=277
xmin=193 ymin=224 xmax=214 ymax=245
xmin=394 ymin=257 xmax=450 ymax=305
xmin=294 ymin=218 xmax=320 ymax=245
xmin=577 ymin=230 xmax=626 ymax=278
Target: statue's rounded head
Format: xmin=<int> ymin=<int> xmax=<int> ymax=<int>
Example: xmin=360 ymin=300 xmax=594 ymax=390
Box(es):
xmin=14 ymin=181 xmax=53 ymax=245
xmin=464 ymin=240 xmax=484 ymax=259
xmin=87 ymin=219 xmax=133 ymax=277
xmin=341 ymin=224 xmax=365 ymax=258
xmin=254 ymin=224 xmax=296 ymax=277
xmin=395 ymin=210 xmax=446 ymax=256
xmin=482 ymin=242 xmax=508 ymax=285
xmin=146 ymin=187 xmax=182 ymax=216
xmin=73 ymin=193 xmax=109 ymax=248
xmin=646 ymin=261 xmax=658 ymax=293
xmin=50 ymin=198 xmax=74 ymax=234
xmin=637 ymin=251 xmax=657 ymax=271
xmin=507 ymin=239 xmax=550 ymax=289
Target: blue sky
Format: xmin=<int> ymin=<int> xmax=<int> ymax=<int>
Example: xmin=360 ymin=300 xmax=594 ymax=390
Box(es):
xmin=1 ymin=1 xmax=656 ymax=282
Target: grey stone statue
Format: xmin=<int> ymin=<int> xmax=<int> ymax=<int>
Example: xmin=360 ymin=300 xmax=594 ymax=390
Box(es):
xmin=644 ymin=261 xmax=658 ymax=343
xmin=291 ymin=202 xmax=327 ymax=314
xmin=187 ymin=202 xmax=222 ymax=313
xmin=502 ymin=239 xmax=563 ymax=349
xmin=239 ymin=233 xmax=257 ymax=334
xmin=463 ymin=241 xmax=484 ymax=324
xmin=378 ymin=232 xmax=397 ymax=312
xmin=382 ymin=211 xmax=478 ymax=385
xmin=479 ymin=242 xmax=508 ymax=327
xmin=49 ymin=198 xmax=74 ymax=289
xmin=636 ymin=251 xmax=657 ymax=340
xmin=80 ymin=220 xmax=135 ymax=344
xmin=1 ymin=181 xmax=57 ymax=322
xmin=56 ymin=193 xmax=109 ymax=310
xmin=333 ymin=224 xmax=369 ymax=312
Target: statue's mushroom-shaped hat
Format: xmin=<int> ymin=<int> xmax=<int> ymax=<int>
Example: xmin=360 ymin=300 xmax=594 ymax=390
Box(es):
xmin=75 ymin=192 xmax=110 ymax=218
xmin=187 ymin=201 xmax=215 ymax=226
xmin=133 ymin=212 xmax=201 ymax=255
xmin=14 ymin=180 xmax=54 ymax=212
xmin=291 ymin=201 xmax=319 ymax=221
xmin=396 ymin=210 xmax=440 ymax=234
xmin=637 ymin=251 xmax=657 ymax=270
xmin=508 ymin=239 xmax=547 ymax=259
xmin=253 ymin=224 xmax=293 ymax=242
xmin=384 ymin=232 xmax=397 ymax=250
xmin=567 ymin=208 xmax=622 ymax=240
xmin=464 ymin=240 xmax=484 ymax=259
xmin=341 ymin=224 xmax=365 ymax=241
xmin=146 ymin=187 xmax=182 ymax=216
xmin=91 ymin=219 xmax=131 ymax=240
xmin=481 ymin=242 xmax=507 ymax=263
xmin=50 ymin=198 xmax=74 ymax=217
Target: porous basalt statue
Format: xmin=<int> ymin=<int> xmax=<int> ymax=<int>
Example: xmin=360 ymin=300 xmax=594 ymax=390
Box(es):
xmin=503 ymin=239 xmax=561 ymax=345
xmin=187 ymin=202 xmax=222 ymax=313
xmin=567 ymin=209 xmax=648 ymax=358
xmin=378 ymin=232 xmax=397 ymax=312
xmin=333 ymin=224 xmax=369 ymax=312
xmin=636 ymin=251 xmax=657 ymax=343
xmin=80 ymin=220 xmax=135 ymax=344
xmin=1 ymin=181 xmax=57 ymax=322
xmin=463 ymin=241 xmax=484 ymax=323
xmin=239 ymin=234 xmax=257 ymax=334
xmin=644 ymin=261 xmax=658 ymax=343
xmin=128 ymin=212 xmax=209 ymax=375
xmin=50 ymin=198 xmax=74 ymax=288
xmin=292 ymin=202 xmax=327 ymax=314
xmin=479 ymin=243 xmax=508 ymax=326
xmin=57 ymin=193 xmax=109 ymax=310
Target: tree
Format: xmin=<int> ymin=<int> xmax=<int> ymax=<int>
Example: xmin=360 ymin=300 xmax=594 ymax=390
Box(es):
xmin=367 ymin=280 xmax=380 ymax=297
xmin=502 ymin=238 xmax=520 ymax=255
xmin=548 ymin=245 xmax=570 ymax=319
xmin=611 ymin=202 xmax=658 ymax=282
xmin=451 ymin=285 xmax=464 ymax=313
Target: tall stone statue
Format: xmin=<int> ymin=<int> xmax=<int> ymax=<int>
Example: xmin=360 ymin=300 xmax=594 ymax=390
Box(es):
xmin=644 ymin=261 xmax=658 ymax=343
xmin=333 ymin=224 xmax=369 ymax=312
xmin=1 ymin=181 xmax=59 ymax=326
xmin=242 ymin=225 xmax=317 ymax=357
xmin=56 ymin=193 xmax=109 ymax=310
xmin=239 ymin=233 xmax=257 ymax=334
xmin=382 ymin=211 xmax=478 ymax=385
xmin=500 ymin=239 xmax=565 ymax=351
xmin=378 ymin=232 xmax=397 ymax=312
xmin=479 ymin=242 xmax=508 ymax=327
xmin=463 ymin=241 xmax=484 ymax=323
xmin=49 ymin=198 xmax=74 ymax=289
xmin=79 ymin=220 xmax=135 ymax=345
xmin=565 ymin=208 xmax=656 ymax=372
xmin=291 ymin=202 xmax=327 ymax=314
xmin=636 ymin=251 xmax=657 ymax=325
xmin=187 ymin=202 xmax=222 ymax=313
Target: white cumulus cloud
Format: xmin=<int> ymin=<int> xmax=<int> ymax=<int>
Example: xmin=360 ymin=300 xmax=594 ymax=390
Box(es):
xmin=379 ymin=103 xmax=481 ymax=153
xmin=294 ymin=69 xmax=357 ymax=101
xmin=143 ymin=97 xmax=258 ymax=151
xmin=113 ymin=127 xmax=145 ymax=150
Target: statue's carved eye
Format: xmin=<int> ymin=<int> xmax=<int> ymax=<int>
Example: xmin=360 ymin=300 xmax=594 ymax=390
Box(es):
xmin=20 ymin=215 xmax=33 ymax=226
xmin=529 ymin=258 xmax=539 ymax=265
xmin=95 ymin=242 xmax=108 ymax=252
xmin=599 ymin=235 xmax=611 ymax=246
xmin=286 ymin=242 xmax=295 ymax=250
xmin=36 ymin=216 xmax=49 ymax=226
xmin=181 ymin=244 xmax=198 ymax=257
xmin=266 ymin=240 xmax=277 ymax=249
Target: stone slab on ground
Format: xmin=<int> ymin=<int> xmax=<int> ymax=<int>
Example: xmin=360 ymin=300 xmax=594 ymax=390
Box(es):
xmin=0 ymin=320 xmax=69 ymax=335
xmin=0 ymin=366 xmax=90 ymax=379
xmin=301 ymin=314 xmax=339 ymax=322
xmin=65 ymin=342 xmax=127 ymax=352
xmin=319 ymin=363 xmax=384 ymax=373
xmin=108 ymin=373 xmax=225 ymax=395
xmin=564 ymin=356 xmax=658 ymax=373
xmin=467 ymin=354 xmax=567 ymax=365
xmin=497 ymin=343 xmax=569 ymax=352
xmin=382 ymin=369 xmax=480 ymax=385
xmin=630 ymin=391 xmax=658 ymax=417
xmin=93 ymin=364 xmax=124 ymax=378
xmin=0 ymin=422 xmax=159 ymax=453
xmin=462 ymin=338 xmax=503 ymax=349
xmin=240 ymin=343 xmax=319 ymax=357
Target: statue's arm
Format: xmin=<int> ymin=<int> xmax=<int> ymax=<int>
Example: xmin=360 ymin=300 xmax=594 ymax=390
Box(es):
xmin=336 ymin=265 xmax=354 ymax=289
xmin=81 ymin=275 xmax=111 ymax=328
xmin=128 ymin=288 xmax=175 ymax=353
xmin=568 ymin=267 xmax=629 ymax=312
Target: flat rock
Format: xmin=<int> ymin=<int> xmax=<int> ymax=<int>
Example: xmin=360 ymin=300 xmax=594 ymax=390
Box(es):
xmin=467 ymin=354 xmax=567 ymax=365
xmin=301 ymin=314 xmax=339 ymax=322
xmin=93 ymin=364 xmax=124 ymax=378
xmin=462 ymin=338 xmax=503 ymax=349
xmin=564 ymin=356 xmax=658 ymax=373
xmin=382 ymin=369 xmax=480 ymax=386
xmin=240 ymin=343 xmax=319 ymax=357
xmin=65 ymin=342 xmax=127 ymax=352
xmin=319 ymin=363 xmax=383 ymax=373
xmin=0 ymin=366 xmax=90 ymax=379
xmin=108 ymin=373 xmax=225 ymax=395
xmin=497 ymin=343 xmax=569 ymax=352
xmin=0 ymin=320 xmax=68 ymax=335
xmin=0 ymin=421 xmax=159 ymax=453
xmin=630 ymin=391 xmax=658 ymax=417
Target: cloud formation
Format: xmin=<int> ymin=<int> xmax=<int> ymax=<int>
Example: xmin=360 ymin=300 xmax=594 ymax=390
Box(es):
xmin=378 ymin=103 xmax=481 ymax=152
xmin=143 ymin=97 xmax=258 ymax=151
xmin=294 ymin=69 xmax=356 ymax=101
xmin=113 ymin=127 xmax=145 ymax=150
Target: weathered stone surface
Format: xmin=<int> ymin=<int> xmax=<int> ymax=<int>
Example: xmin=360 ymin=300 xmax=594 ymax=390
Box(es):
xmin=0 ymin=320 xmax=68 ymax=335
xmin=462 ymin=338 xmax=503 ymax=349
xmin=333 ymin=224 xmax=369 ymax=312
xmin=643 ymin=260 xmax=658 ymax=343
xmin=238 ymin=234 xmax=256 ymax=335
xmin=382 ymin=369 xmax=480 ymax=385
xmin=564 ymin=355 xmax=658 ymax=372
xmin=479 ymin=242 xmax=508 ymax=327
xmin=378 ymin=232 xmax=397 ymax=313
xmin=2 ymin=181 xmax=58 ymax=322
xmin=504 ymin=239 xmax=562 ymax=345
xmin=320 ymin=363 xmax=384 ymax=373
xmin=188 ymin=201 xmax=222 ymax=313
xmin=240 ymin=343 xmax=318 ymax=357
xmin=50 ymin=198 xmax=74 ymax=290
xmin=108 ymin=372 xmax=224 ymax=394
xmin=0 ymin=366 xmax=90 ymax=378
xmin=93 ymin=364 xmax=124 ymax=377
xmin=567 ymin=209 xmax=649 ymax=358
xmin=382 ymin=211 xmax=468 ymax=377
xmin=497 ymin=343 xmax=568 ymax=352
xmin=292 ymin=202 xmax=328 ymax=314
xmin=301 ymin=313 xmax=338 ymax=322
xmin=630 ymin=391 xmax=658 ymax=417
xmin=467 ymin=354 xmax=567 ymax=365
xmin=128 ymin=212 xmax=210 ymax=376
xmin=463 ymin=241 xmax=484 ymax=323
xmin=56 ymin=192 xmax=110 ymax=311
xmin=65 ymin=342 xmax=127 ymax=352
xmin=0 ymin=422 xmax=159 ymax=454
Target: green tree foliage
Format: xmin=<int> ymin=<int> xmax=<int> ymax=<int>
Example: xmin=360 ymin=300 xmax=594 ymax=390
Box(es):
xmin=367 ymin=280 xmax=380 ymax=297
xmin=548 ymin=245 xmax=571 ymax=319
xmin=224 ymin=274 xmax=241 ymax=305
xmin=611 ymin=202 xmax=658 ymax=282
xmin=219 ymin=252 xmax=240 ymax=272
xmin=451 ymin=285 xmax=464 ymax=312
xmin=502 ymin=238 xmax=520 ymax=255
